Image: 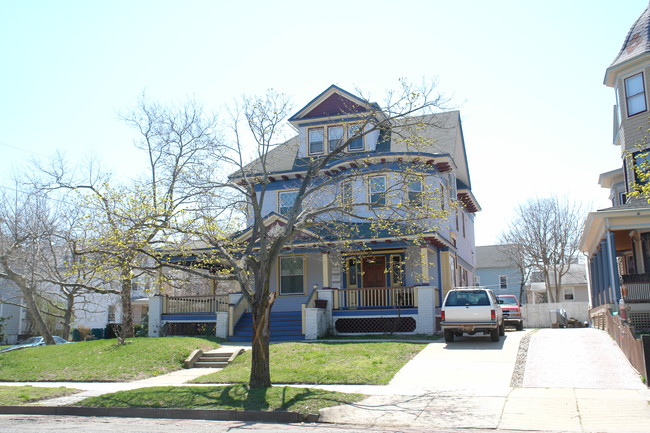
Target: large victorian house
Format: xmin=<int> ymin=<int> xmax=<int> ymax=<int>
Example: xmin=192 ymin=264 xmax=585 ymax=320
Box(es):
xmin=580 ymin=6 xmax=650 ymax=333
xmin=151 ymin=85 xmax=480 ymax=341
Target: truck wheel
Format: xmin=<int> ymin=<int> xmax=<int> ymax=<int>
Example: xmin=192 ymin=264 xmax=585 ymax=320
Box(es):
xmin=499 ymin=323 xmax=505 ymax=336
xmin=515 ymin=321 xmax=524 ymax=331
xmin=490 ymin=328 xmax=500 ymax=342
xmin=444 ymin=329 xmax=455 ymax=343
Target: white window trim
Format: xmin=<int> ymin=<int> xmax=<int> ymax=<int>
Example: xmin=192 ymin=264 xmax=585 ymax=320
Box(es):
xmin=308 ymin=127 xmax=324 ymax=155
xmin=368 ymin=175 xmax=387 ymax=208
xmin=347 ymin=124 xmax=365 ymax=151
xmin=278 ymin=189 xmax=299 ymax=215
xmin=625 ymin=72 xmax=647 ymax=117
xmin=499 ymin=275 xmax=508 ymax=290
xmin=408 ymin=178 xmax=423 ymax=206
xmin=278 ymin=255 xmax=306 ymax=296
xmin=563 ymin=288 xmax=575 ymax=300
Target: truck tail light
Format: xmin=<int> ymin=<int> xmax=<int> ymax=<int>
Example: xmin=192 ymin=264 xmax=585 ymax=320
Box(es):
xmin=491 ymin=310 xmax=496 ymax=321
xmin=441 ymin=311 xmax=446 ymax=321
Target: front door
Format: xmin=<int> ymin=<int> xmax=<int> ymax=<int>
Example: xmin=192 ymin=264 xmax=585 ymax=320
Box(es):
xmin=362 ymin=256 xmax=386 ymax=288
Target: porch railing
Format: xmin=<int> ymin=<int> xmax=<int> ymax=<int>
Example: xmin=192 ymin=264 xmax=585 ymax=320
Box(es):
xmin=624 ymin=283 xmax=650 ymax=303
xmin=335 ymin=286 xmax=417 ymax=310
xmin=163 ymin=295 xmax=229 ymax=314
xmin=228 ymin=296 xmax=249 ymax=336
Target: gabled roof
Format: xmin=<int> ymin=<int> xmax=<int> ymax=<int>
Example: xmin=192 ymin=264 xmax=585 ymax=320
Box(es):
xmin=235 ymin=111 xmax=468 ymax=179
xmin=605 ymin=5 xmax=650 ymax=86
xmin=476 ymin=244 xmax=518 ymax=269
xmin=288 ymin=84 xmax=381 ymax=125
xmin=231 ymin=85 xmax=479 ymax=212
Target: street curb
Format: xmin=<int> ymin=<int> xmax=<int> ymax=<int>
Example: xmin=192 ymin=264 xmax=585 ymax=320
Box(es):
xmin=0 ymin=405 xmax=320 ymax=424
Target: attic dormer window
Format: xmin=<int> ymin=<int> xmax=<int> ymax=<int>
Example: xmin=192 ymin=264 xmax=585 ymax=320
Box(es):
xmin=328 ymin=126 xmax=344 ymax=152
xmin=348 ymin=124 xmax=364 ymax=151
xmin=308 ymin=128 xmax=324 ymax=155
xmin=625 ymin=72 xmax=647 ymax=117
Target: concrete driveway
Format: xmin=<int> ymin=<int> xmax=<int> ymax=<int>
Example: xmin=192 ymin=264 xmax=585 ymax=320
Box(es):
xmin=320 ymin=328 xmax=650 ymax=432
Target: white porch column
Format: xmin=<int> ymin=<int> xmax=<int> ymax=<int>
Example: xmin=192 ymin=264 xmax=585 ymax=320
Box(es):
xmin=215 ymin=311 xmax=229 ymax=339
xmin=420 ymin=247 xmax=430 ymax=283
xmin=322 ymin=252 xmax=330 ymax=287
xmin=148 ymin=296 xmax=163 ymax=337
xmin=415 ymin=286 xmax=435 ymax=334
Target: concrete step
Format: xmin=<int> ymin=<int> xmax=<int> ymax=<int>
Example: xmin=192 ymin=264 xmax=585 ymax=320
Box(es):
xmin=194 ymin=361 xmax=229 ymax=368
xmin=184 ymin=348 xmax=245 ymax=369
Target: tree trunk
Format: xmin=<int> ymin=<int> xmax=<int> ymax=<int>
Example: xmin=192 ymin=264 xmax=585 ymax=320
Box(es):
xmin=248 ymin=275 xmax=274 ymax=388
xmin=22 ymin=287 xmax=55 ymax=344
xmin=62 ymin=292 xmax=74 ymax=340
xmin=120 ymin=270 xmax=134 ymax=338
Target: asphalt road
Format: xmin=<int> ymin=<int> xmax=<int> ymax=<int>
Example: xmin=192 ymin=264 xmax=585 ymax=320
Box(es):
xmin=0 ymin=414 xmax=544 ymax=433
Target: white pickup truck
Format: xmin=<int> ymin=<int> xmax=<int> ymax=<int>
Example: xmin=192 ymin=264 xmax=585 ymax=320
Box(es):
xmin=440 ymin=288 xmax=504 ymax=342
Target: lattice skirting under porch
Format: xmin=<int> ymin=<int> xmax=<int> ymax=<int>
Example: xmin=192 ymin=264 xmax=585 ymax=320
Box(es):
xmin=163 ymin=322 xmax=216 ymax=336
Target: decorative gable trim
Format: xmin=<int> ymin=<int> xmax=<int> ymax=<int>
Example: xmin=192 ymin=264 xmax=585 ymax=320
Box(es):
xmin=234 ymin=212 xmax=317 ymax=243
xmin=289 ymin=84 xmax=384 ymax=126
xmin=302 ymin=93 xmax=367 ymax=119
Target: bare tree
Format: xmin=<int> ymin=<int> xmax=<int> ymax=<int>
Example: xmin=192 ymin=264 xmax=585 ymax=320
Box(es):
xmin=495 ymin=243 xmax=532 ymax=303
xmin=0 ymin=180 xmax=58 ymax=344
xmin=39 ymin=96 xmax=222 ymax=338
xmin=170 ymin=81 xmax=454 ymax=388
xmin=500 ymin=197 xmax=584 ymax=303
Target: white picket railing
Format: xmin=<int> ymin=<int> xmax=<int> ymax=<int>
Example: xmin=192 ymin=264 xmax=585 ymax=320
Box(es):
xmin=163 ymin=295 xmax=229 ymax=314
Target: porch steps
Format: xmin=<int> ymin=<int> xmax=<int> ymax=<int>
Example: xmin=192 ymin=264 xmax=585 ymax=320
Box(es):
xmin=230 ymin=311 xmax=305 ymax=342
xmin=184 ymin=347 xmax=245 ymax=368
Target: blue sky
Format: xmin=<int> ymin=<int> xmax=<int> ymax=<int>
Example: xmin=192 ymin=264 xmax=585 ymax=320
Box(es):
xmin=0 ymin=0 xmax=647 ymax=246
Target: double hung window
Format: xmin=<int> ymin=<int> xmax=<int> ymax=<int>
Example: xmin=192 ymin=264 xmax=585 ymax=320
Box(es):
xmin=328 ymin=126 xmax=344 ymax=152
xmin=348 ymin=124 xmax=364 ymax=151
xmin=625 ymin=73 xmax=647 ymax=116
xmin=369 ymin=176 xmax=386 ymax=207
xmin=279 ymin=256 xmax=304 ymax=295
xmin=408 ymin=179 xmax=423 ymax=206
xmin=278 ymin=190 xmax=299 ymax=216
xmin=308 ymin=128 xmax=324 ymax=154
xmin=499 ymin=275 xmax=508 ymax=290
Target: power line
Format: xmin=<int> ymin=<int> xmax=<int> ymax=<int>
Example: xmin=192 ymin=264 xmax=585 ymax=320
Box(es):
xmin=0 ymin=141 xmax=48 ymax=158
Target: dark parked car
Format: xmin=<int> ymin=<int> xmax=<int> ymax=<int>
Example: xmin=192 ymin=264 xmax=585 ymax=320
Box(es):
xmin=0 ymin=336 xmax=70 ymax=353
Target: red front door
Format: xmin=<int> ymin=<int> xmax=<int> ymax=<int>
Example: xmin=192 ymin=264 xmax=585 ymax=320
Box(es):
xmin=362 ymin=256 xmax=386 ymax=288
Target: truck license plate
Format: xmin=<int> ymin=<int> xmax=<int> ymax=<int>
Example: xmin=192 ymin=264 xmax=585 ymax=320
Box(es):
xmin=463 ymin=325 xmax=474 ymax=332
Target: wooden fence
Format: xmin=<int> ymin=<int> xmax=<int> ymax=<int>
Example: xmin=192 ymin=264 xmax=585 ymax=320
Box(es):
xmin=592 ymin=305 xmax=649 ymax=383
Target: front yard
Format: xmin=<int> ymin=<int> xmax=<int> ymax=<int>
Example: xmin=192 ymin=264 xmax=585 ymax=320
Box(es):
xmin=0 ymin=338 xmax=427 ymax=414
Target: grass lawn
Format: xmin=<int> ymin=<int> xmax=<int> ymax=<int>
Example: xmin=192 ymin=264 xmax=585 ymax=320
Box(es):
xmin=193 ymin=341 xmax=426 ymax=385
xmin=0 ymin=386 xmax=80 ymax=405
xmin=0 ymin=337 xmax=220 ymax=382
xmin=77 ymin=384 xmax=363 ymax=415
